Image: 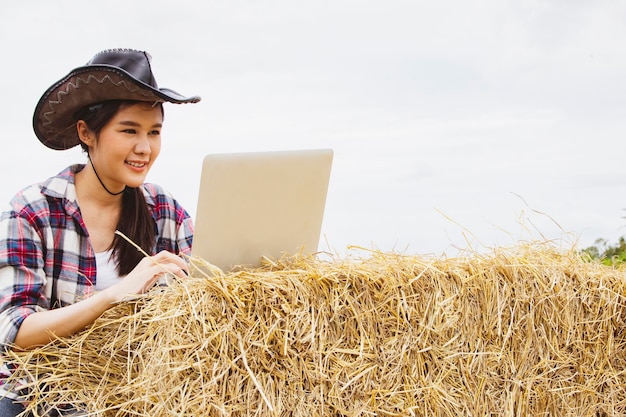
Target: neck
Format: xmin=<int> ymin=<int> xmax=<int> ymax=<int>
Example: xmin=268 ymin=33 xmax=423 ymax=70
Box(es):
xmin=75 ymin=163 xmax=124 ymax=207
xmin=88 ymin=156 xmax=126 ymax=196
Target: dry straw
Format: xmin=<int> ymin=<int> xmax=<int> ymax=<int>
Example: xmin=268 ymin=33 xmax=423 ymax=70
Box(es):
xmin=3 ymin=242 xmax=626 ymax=416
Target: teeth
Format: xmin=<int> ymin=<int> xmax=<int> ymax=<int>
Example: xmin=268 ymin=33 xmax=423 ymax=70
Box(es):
xmin=127 ymin=161 xmax=145 ymax=168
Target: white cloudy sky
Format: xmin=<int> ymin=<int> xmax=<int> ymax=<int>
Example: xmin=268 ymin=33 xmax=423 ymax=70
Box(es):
xmin=1 ymin=0 xmax=626 ymax=257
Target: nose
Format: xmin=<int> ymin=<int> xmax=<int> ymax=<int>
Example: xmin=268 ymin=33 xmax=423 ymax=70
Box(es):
xmin=134 ymin=134 xmax=152 ymax=155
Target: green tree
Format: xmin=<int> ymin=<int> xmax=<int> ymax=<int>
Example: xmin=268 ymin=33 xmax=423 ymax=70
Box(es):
xmin=583 ymin=236 xmax=626 ymax=266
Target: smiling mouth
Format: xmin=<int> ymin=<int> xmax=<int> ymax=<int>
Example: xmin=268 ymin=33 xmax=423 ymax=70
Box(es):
xmin=126 ymin=161 xmax=148 ymax=168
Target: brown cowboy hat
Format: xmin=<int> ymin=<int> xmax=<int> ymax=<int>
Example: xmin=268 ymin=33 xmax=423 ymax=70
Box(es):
xmin=33 ymin=48 xmax=201 ymax=150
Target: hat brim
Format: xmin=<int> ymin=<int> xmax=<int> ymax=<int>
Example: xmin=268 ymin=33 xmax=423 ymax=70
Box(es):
xmin=33 ymin=65 xmax=201 ymax=150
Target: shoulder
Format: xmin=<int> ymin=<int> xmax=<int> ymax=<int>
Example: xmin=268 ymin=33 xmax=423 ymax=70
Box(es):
xmin=4 ymin=181 xmax=49 ymax=220
xmin=1 ymin=165 xmax=82 ymax=222
xmin=141 ymin=182 xmax=177 ymax=209
xmin=141 ymin=183 xmax=190 ymax=222
xmin=141 ymin=182 xmax=168 ymax=200
xmin=140 ymin=183 xmax=193 ymax=254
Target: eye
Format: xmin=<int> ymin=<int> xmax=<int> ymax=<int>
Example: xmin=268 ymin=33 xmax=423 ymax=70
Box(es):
xmin=149 ymin=129 xmax=161 ymax=136
xmin=122 ymin=129 xmax=137 ymax=134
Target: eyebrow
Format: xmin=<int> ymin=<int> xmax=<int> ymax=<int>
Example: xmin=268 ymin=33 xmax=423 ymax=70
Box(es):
xmin=118 ymin=120 xmax=163 ymax=128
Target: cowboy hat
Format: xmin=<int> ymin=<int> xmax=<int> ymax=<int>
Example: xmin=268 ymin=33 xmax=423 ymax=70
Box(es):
xmin=33 ymin=48 xmax=201 ymax=150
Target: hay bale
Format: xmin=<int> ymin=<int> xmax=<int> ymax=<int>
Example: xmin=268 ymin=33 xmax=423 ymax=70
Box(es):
xmin=4 ymin=243 xmax=626 ymax=416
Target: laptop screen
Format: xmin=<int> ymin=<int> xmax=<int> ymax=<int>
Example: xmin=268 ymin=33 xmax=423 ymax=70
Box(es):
xmin=190 ymin=149 xmax=333 ymax=271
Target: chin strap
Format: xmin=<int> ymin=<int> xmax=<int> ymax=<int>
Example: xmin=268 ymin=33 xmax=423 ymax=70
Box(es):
xmin=88 ymin=155 xmax=126 ymax=196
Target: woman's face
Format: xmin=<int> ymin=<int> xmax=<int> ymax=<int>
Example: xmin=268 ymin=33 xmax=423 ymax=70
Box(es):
xmin=87 ymin=102 xmax=163 ymax=190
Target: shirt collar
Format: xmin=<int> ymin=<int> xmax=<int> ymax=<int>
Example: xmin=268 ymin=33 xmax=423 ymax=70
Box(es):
xmin=40 ymin=164 xmax=84 ymax=202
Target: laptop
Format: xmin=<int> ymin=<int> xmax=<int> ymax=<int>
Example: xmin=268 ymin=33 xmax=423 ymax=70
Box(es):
xmin=190 ymin=148 xmax=334 ymax=271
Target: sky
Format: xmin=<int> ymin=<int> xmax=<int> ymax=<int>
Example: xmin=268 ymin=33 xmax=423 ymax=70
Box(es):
xmin=2 ymin=0 xmax=626 ymax=257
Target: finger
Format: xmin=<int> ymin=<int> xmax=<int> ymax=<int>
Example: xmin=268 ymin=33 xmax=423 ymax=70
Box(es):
xmin=151 ymin=251 xmax=189 ymax=272
xmin=155 ymin=263 xmax=187 ymax=281
xmin=164 ymin=263 xmax=187 ymax=279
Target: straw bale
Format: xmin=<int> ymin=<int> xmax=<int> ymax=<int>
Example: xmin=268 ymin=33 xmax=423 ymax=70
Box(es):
xmin=3 ymin=242 xmax=626 ymax=416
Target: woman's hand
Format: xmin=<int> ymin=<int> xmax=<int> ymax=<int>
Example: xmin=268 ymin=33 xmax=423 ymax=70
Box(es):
xmin=102 ymin=251 xmax=189 ymax=303
xmin=14 ymin=251 xmax=188 ymax=349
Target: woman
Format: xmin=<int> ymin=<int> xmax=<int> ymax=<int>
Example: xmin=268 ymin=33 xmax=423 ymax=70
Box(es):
xmin=0 ymin=49 xmax=200 ymax=416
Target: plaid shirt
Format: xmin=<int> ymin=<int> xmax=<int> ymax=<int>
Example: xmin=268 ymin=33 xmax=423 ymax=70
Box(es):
xmin=0 ymin=164 xmax=193 ymax=350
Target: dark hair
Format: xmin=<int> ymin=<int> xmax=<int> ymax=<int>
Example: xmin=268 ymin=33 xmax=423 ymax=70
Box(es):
xmin=74 ymin=100 xmax=164 ymax=275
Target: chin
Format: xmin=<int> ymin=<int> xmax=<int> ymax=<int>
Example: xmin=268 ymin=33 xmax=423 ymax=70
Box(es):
xmin=127 ymin=174 xmax=150 ymax=187
xmin=124 ymin=178 xmax=147 ymax=189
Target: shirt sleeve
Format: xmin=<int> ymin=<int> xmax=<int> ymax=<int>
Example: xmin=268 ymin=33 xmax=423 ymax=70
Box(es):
xmin=0 ymin=209 xmax=48 ymax=349
xmin=145 ymin=183 xmax=194 ymax=256
xmin=176 ymin=215 xmax=194 ymax=256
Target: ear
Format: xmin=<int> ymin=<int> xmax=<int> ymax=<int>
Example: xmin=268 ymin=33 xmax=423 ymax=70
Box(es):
xmin=76 ymin=120 xmax=95 ymax=147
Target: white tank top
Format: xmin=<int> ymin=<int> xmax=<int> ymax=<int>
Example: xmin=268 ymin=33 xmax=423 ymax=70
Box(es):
xmin=95 ymin=249 xmax=120 ymax=290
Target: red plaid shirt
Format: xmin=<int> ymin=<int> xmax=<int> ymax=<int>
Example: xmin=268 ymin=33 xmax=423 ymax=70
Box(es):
xmin=0 ymin=164 xmax=193 ymax=349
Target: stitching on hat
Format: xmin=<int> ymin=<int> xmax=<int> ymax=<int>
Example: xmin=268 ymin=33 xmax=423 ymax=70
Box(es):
xmin=41 ymin=73 xmax=158 ymax=127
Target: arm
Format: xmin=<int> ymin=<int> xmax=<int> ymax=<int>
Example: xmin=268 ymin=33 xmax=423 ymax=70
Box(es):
xmin=1 ymin=183 xmax=192 ymax=350
xmin=0 ymin=193 xmax=188 ymax=350
xmin=13 ymin=251 xmax=188 ymax=349
xmin=14 ymin=288 xmax=116 ymax=349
